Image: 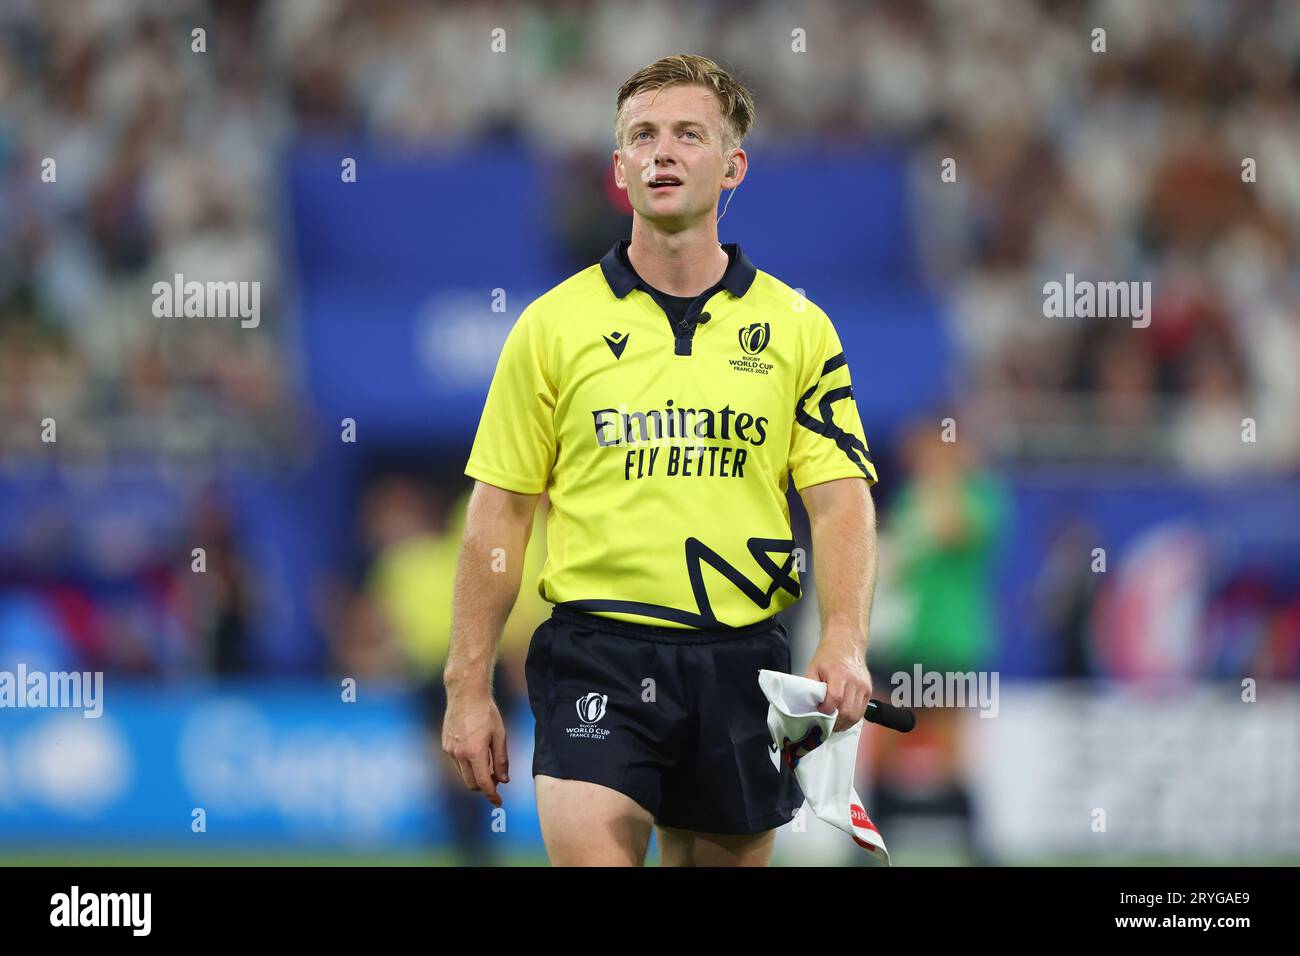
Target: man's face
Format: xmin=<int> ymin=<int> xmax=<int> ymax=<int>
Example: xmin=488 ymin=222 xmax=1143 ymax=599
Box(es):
xmin=613 ymin=84 xmax=740 ymax=230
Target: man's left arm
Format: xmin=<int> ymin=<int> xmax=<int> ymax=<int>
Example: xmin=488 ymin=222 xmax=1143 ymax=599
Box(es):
xmin=799 ymin=476 xmax=877 ymax=731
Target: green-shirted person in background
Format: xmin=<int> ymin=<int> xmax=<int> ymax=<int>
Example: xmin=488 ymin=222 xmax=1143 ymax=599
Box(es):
xmin=869 ymin=419 xmax=1007 ymax=864
xmin=888 ymin=424 xmax=1005 ymax=676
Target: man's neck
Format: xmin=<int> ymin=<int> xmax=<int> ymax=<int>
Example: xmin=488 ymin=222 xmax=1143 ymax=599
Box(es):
xmin=625 ymin=218 xmax=730 ymax=297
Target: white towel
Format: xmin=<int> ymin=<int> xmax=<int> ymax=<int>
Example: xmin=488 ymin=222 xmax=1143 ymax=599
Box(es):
xmin=758 ymin=669 xmax=890 ymax=865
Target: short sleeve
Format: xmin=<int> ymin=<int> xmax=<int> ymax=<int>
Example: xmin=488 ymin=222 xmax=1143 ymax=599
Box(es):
xmin=788 ymin=309 xmax=878 ymax=490
xmin=465 ymin=306 xmax=557 ymax=494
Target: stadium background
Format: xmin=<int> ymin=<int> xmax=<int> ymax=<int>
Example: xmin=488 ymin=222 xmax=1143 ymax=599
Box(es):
xmin=1 ymin=0 xmax=1298 ymax=865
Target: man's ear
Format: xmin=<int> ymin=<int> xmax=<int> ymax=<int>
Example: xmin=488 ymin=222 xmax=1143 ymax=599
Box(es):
xmin=612 ymin=150 xmax=627 ymax=190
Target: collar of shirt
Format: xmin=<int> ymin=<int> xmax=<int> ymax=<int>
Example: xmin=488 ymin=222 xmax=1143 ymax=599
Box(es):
xmin=599 ymin=238 xmax=758 ymax=301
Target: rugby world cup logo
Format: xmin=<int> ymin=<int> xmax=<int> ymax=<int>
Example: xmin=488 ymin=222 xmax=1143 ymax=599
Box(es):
xmin=738 ymin=322 xmax=770 ymax=355
xmin=576 ymin=692 xmax=608 ymax=724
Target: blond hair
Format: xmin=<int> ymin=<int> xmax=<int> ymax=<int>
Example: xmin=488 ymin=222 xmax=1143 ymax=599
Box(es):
xmin=614 ymin=54 xmax=756 ymax=154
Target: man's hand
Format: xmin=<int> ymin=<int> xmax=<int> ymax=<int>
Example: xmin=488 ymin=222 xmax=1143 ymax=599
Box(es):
xmin=442 ymin=481 xmax=538 ymax=808
xmin=798 ymin=477 xmax=878 ymax=733
xmin=804 ymin=631 xmax=873 ymax=733
xmin=442 ymin=686 xmax=509 ymax=807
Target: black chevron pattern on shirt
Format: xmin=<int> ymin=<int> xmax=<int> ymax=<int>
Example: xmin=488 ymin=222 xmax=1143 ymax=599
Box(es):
xmin=794 ymin=352 xmax=872 ymax=479
xmin=559 ymin=535 xmax=801 ymax=629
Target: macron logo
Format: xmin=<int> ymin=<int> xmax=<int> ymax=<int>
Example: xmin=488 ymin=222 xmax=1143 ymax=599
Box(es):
xmin=603 ymin=331 xmax=629 ymax=360
xmin=50 ymin=886 xmax=151 ymax=936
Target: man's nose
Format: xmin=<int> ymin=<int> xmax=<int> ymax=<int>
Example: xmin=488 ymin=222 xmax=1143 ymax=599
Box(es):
xmin=652 ymin=148 xmax=679 ymax=170
xmin=641 ymin=145 xmax=675 ymax=180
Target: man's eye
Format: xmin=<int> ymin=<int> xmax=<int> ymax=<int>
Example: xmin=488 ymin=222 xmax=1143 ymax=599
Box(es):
xmin=684 ymin=130 xmax=700 ymax=139
xmin=635 ymin=131 xmax=651 ymax=140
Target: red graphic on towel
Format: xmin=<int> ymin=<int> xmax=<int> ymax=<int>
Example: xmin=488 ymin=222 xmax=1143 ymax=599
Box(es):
xmin=779 ymin=725 xmax=825 ymax=769
xmin=850 ymin=802 xmax=883 ymax=851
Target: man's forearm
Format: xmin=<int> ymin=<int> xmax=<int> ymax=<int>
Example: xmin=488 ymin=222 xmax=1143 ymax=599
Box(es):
xmin=808 ymin=479 xmax=878 ymax=657
xmin=444 ymin=506 xmax=532 ymax=694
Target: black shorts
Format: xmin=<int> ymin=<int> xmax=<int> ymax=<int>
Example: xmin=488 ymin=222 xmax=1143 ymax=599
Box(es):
xmin=525 ymin=605 xmax=804 ymax=835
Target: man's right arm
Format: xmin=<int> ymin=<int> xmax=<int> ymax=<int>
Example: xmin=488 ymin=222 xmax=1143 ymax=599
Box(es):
xmin=442 ymin=480 xmax=541 ymax=805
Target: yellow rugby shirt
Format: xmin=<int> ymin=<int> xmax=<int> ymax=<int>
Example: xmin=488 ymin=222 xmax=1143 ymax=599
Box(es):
xmin=465 ymin=239 xmax=877 ymax=629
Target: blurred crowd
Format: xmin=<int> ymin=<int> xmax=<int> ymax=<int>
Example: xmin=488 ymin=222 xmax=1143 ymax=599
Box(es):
xmin=273 ymin=0 xmax=1300 ymax=473
xmin=1 ymin=0 xmax=1297 ymax=684
xmin=0 ymin=0 xmax=288 ymax=463
xmin=901 ymin=0 xmax=1300 ymax=473
xmin=0 ymin=0 xmax=1296 ymax=865
xmin=4 ymin=0 xmax=1297 ymax=469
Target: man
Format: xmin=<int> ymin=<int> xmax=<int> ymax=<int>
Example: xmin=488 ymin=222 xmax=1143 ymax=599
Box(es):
xmin=443 ymin=54 xmax=879 ymax=866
